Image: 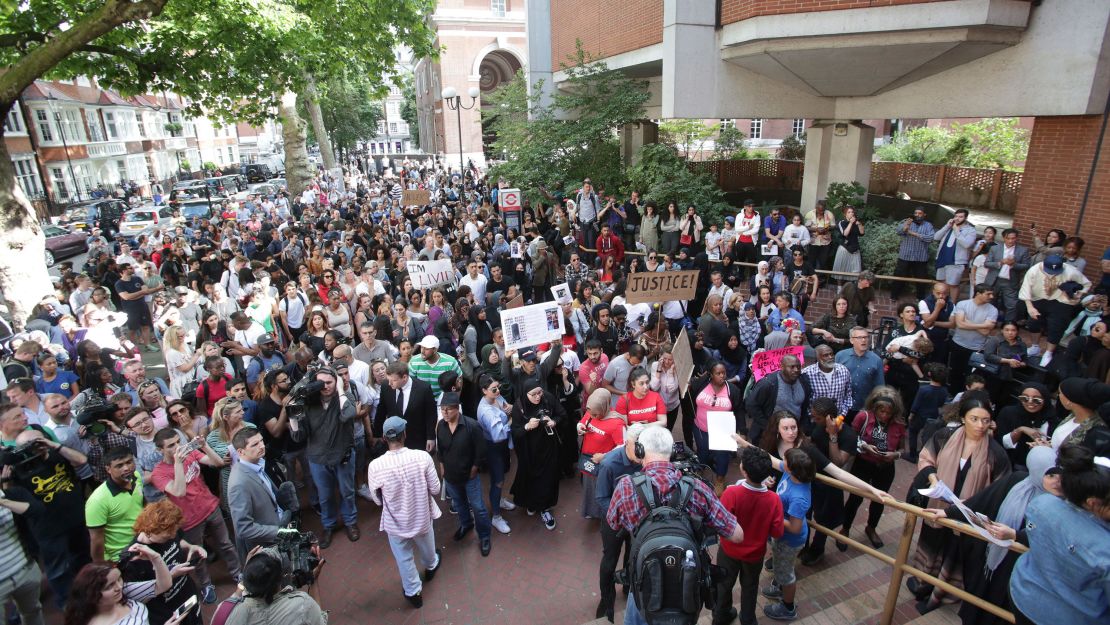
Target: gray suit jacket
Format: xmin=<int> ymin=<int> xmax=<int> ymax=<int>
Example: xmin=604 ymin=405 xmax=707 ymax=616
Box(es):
xmin=983 ymin=243 xmax=1031 ymax=286
xmin=227 ymin=462 xmax=282 ymax=552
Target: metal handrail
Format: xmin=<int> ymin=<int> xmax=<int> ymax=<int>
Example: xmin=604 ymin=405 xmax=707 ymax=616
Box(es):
xmin=810 ymin=471 xmax=1026 ymax=624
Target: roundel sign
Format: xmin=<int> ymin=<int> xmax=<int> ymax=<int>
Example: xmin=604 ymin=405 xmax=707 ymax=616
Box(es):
xmin=501 ymin=188 xmax=521 ymax=210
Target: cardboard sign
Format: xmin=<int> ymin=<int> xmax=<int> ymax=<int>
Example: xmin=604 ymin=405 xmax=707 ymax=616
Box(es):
xmin=625 ymin=270 xmax=699 ymax=305
xmin=407 ymin=259 xmax=455 ymax=289
xmin=402 ymin=189 xmax=430 ymax=206
xmin=506 ymin=294 xmax=524 ymax=309
xmin=501 ymin=300 xmax=565 ymax=351
xmin=750 ymin=346 xmax=806 ymax=381
xmin=672 ymin=328 xmax=694 ymax=396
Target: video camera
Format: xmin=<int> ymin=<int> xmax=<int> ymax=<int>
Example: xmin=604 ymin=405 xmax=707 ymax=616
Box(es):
xmin=0 ymin=439 xmax=49 ymax=470
xmin=275 ymin=528 xmax=321 ymax=587
xmin=670 ymin=442 xmax=709 ymax=481
xmin=75 ymin=397 xmax=118 ymax=437
xmin=286 ymin=362 xmax=326 ymax=419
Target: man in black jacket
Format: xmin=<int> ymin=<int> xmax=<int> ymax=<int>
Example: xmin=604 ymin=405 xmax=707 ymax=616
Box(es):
xmin=743 ymin=354 xmax=813 ymax=443
xmin=435 ymin=393 xmax=492 ymax=557
xmin=377 ymin=361 xmax=437 ymax=453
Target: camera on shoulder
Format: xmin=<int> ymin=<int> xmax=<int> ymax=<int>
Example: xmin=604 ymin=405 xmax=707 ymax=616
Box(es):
xmin=275 ymin=528 xmax=321 ymax=587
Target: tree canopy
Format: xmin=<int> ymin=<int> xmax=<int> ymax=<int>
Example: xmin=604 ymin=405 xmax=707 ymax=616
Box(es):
xmin=301 ymin=74 xmax=385 ymax=155
xmin=874 ymin=118 xmax=1030 ymax=170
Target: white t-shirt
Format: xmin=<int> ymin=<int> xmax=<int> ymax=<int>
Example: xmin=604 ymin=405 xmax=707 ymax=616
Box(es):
xmin=235 ymin=322 xmax=267 ymax=370
xmin=279 ymin=292 xmax=308 ymax=329
xmin=459 ymin=273 xmax=488 ymax=305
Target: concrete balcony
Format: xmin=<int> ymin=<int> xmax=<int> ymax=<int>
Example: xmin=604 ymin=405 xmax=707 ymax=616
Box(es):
xmin=86 ymin=141 xmax=127 ymax=158
xmin=165 ymin=136 xmax=187 ymax=150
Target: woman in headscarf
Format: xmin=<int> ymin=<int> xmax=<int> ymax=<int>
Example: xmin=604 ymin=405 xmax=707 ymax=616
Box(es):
xmin=463 ymin=305 xmax=496 ymax=371
xmin=908 ymin=392 xmax=1012 ymax=614
xmin=993 ymin=381 xmax=1059 ymax=471
xmin=715 ymin=331 xmax=749 ymax=386
xmin=1050 ymin=377 xmax=1110 ymax=459
xmin=925 ymin=445 xmax=1061 ymax=625
xmin=548 ymin=353 xmax=583 ymax=477
xmin=576 ymin=388 xmax=622 ymax=519
xmin=510 ymin=379 xmax=567 ymax=530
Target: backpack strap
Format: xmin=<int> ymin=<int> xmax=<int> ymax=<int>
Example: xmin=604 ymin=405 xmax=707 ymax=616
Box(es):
xmin=632 ymin=473 xmax=658 ymax=513
xmin=210 ymin=596 xmax=244 ymax=625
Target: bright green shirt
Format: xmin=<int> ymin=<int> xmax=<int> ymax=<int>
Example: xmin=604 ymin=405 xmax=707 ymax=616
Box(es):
xmin=85 ymin=471 xmax=143 ymax=561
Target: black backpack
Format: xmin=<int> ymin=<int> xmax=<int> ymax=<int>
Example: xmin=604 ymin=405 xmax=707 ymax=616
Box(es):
xmin=625 ymin=473 xmax=713 ymax=625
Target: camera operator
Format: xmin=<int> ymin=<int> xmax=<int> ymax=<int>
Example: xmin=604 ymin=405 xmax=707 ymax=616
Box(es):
xmin=288 ymin=366 xmax=359 ymax=548
xmin=0 ymin=428 xmax=89 ymax=608
xmin=593 ymin=423 xmax=646 ymax=622
xmin=605 ymin=427 xmax=744 ymax=625
xmin=221 ymin=544 xmax=327 ymax=625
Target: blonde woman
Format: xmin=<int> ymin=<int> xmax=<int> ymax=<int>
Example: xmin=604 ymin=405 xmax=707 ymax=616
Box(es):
xmin=206 ymin=397 xmax=256 ymax=507
xmin=163 ymin=326 xmax=200 ymax=398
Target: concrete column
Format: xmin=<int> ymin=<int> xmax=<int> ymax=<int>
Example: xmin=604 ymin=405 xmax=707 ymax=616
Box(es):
xmin=800 ymin=120 xmax=875 ymax=211
xmin=662 ymin=0 xmax=718 ymax=118
xmin=620 ymin=121 xmax=659 ymax=166
xmin=526 ymin=0 xmax=555 ymax=115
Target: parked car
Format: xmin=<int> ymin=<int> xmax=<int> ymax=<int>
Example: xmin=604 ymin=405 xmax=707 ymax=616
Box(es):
xmin=43 ymin=224 xmax=88 ymax=267
xmin=178 ymin=199 xmax=219 ymax=224
xmin=119 ymin=205 xmax=175 ymax=235
xmin=236 ymin=183 xmax=279 ymax=201
xmin=241 ymin=163 xmax=274 ymax=183
xmin=268 ymin=177 xmax=287 ymax=190
xmin=65 ymin=199 xmax=129 ymax=234
xmin=169 ymin=180 xmax=210 ymax=205
xmin=204 ymin=175 xmax=243 ymax=196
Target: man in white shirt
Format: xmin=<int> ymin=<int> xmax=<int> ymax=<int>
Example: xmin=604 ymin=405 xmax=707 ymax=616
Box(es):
xmin=707 ymin=270 xmax=734 ymax=308
xmin=332 ymin=345 xmax=370 ymax=387
xmin=458 ymin=259 xmax=488 ymax=306
xmin=228 ymin=312 xmax=265 ymax=372
xmin=1019 ymin=254 xmax=1091 ymax=366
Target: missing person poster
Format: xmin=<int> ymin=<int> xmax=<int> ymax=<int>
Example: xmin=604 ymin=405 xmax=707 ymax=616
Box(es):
xmin=407 ymin=260 xmax=456 ymax=290
xmin=501 ymin=301 xmax=566 ymax=351
xmin=551 ymin=282 xmax=572 ymax=305
xmin=625 ymin=270 xmax=699 ymax=305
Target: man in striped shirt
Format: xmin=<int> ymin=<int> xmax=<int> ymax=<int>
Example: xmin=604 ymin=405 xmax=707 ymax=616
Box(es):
xmin=408 ymin=335 xmax=463 ymax=402
xmin=366 ymin=416 xmax=442 ymax=609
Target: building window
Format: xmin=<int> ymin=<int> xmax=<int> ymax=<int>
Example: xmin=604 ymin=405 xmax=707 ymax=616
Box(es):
xmin=116 ymin=160 xmax=127 ymax=182
xmin=370 ymin=143 xmax=377 ymax=154
xmin=58 ymin=109 xmax=84 ymax=143
xmin=227 ymin=146 xmax=234 ymax=162
xmin=50 ymin=167 xmax=69 ymax=201
xmin=389 ymin=122 xmax=398 ymax=134
xmin=4 ymin=105 xmax=24 ymax=134
xmin=389 ymin=85 xmax=401 ymax=97
xmin=792 ymin=118 xmax=806 ymax=138
xmin=86 ymin=110 xmax=104 ymax=142
xmin=35 ymin=109 xmax=54 ymax=142
xmin=719 ymin=119 xmax=734 ymax=130
xmin=105 ymin=112 xmax=118 ymax=139
xmin=12 ymin=158 xmax=41 ymax=197
xmin=377 ymin=121 xmax=386 ymax=134
xmin=137 ymin=113 xmax=147 ymax=138
xmin=395 ymin=141 xmax=402 ymax=153
xmin=491 ymin=0 xmax=506 ymax=17
xmin=379 ymin=142 xmax=386 ymax=153
xmin=749 ymin=118 xmax=763 ymax=139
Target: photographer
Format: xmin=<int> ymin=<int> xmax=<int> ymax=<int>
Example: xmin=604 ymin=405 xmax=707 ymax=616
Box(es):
xmin=605 ymin=426 xmax=744 ymax=625
xmin=1 ymin=428 xmax=89 ymax=608
xmin=221 ymin=544 xmax=327 ymax=625
xmin=288 ymin=366 xmax=359 ymax=549
xmin=0 ymin=481 xmax=45 ymax=625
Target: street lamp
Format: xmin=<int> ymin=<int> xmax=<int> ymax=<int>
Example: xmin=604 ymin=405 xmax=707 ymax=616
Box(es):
xmin=46 ymin=95 xmax=82 ymax=203
xmin=441 ymin=86 xmax=480 ymax=176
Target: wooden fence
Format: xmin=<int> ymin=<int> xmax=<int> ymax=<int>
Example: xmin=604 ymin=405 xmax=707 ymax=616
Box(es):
xmin=690 ymin=159 xmax=1023 ymax=213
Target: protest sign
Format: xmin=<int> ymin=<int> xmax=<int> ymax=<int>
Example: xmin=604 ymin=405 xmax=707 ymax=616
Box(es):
xmin=625 ymin=270 xmax=699 ymax=305
xmin=551 ymin=283 xmax=572 ymax=305
xmin=501 ymin=301 xmax=565 ymax=351
xmin=750 ymin=346 xmax=806 ymax=381
xmin=402 ymin=189 xmax=431 ymax=206
xmin=407 ymin=260 xmax=455 ymax=290
xmin=506 ymin=294 xmax=524 ymax=309
xmin=672 ymin=329 xmax=694 ymax=396
xmin=707 ymin=412 xmax=738 ymax=451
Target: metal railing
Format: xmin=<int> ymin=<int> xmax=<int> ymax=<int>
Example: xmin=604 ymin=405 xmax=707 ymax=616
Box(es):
xmin=809 ymin=472 xmax=1027 ymax=625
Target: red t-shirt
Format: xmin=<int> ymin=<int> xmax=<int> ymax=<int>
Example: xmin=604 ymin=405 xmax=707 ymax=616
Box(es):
xmin=150 ymin=450 xmax=219 ymax=531
xmin=578 ymin=414 xmax=625 ymax=456
xmin=614 ymin=391 xmax=667 ymax=425
xmin=196 ymin=374 xmax=232 ymax=417
xmin=719 ymin=481 xmax=785 ymax=562
xmin=578 ymin=355 xmax=609 ymax=404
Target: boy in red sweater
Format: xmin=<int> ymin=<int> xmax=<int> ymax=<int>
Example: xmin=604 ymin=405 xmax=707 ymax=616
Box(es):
xmin=713 ymin=447 xmax=784 ymax=625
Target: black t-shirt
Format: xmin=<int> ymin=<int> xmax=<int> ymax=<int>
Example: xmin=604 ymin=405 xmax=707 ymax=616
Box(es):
xmin=12 ymin=450 xmax=84 ymax=538
xmin=114 ymin=276 xmax=146 ymax=312
xmin=788 ymin=262 xmax=815 ymax=283
xmin=256 ymin=396 xmax=290 ymax=456
xmin=809 ymin=423 xmax=859 ymax=464
xmin=120 ymin=533 xmax=201 ymax=625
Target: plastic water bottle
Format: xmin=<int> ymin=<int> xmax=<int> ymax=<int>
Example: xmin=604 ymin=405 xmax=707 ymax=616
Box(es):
xmin=683 ymin=549 xmax=696 ymax=568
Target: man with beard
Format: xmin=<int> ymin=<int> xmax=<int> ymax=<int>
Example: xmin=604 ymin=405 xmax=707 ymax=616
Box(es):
xmin=585 ymin=303 xmax=620 ymax=359
xmin=801 ymin=345 xmax=853 ymax=418
xmin=744 ymin=354 xmax=813 ymax=443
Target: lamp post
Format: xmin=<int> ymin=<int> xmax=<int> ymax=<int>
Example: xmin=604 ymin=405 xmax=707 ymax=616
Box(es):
xmin=441 ymin=86 xmax=479 ymax=177
xmin=46 ymin=96 xmax=82 ymax=203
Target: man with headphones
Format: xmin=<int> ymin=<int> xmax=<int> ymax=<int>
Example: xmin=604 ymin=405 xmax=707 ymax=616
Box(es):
xmin=593 ymin=423 xmax=646 ymax=622
xmin=605 ymin=427 xmax=745 ymax=625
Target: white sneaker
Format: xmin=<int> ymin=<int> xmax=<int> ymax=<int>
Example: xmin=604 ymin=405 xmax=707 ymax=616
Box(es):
xmin=540 ymin=510 xmax=556 ymax=530
xmin=499 ymin=499 xmax=517 ymax=511
xmin=357 ymin=485 xmax=374 ymax=502
xmin=491 ymin=515 xmax=512 ymax=534
xmin=1040 ymin=350 xmax=1054 ymax=367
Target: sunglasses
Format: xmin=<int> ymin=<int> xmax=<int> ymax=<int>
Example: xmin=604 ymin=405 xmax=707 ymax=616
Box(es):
xmin=1018 ymin=395 xmax=1045 ymax=405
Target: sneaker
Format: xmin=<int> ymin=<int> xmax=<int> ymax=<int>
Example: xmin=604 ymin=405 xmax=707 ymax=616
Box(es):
xmin=357 ymin=485 xmax=374 ymax=502
xmin=761 ymin=583 xmax=782 ymax=600
xmin=499 ymin=499 xmax=517 ymax=511
xmin=491 ymin=515 xmax=512 ymax=534
xmin=201 ymin=584 xmax=217 ymax=604
xmin=540 ymin=510 xmax=556 ymax=530
xmin=424 ymin=549 xmax=442 ymax=582
xmin=799 ymin=549 xmax=824 ymax=566
xmin=404 ymin=591 xmax=423 ymax=609
xmin=763 ymin=602 xmax=797 ymax=621
xmin=1040 ymin=350 xmax=1054 ymax=367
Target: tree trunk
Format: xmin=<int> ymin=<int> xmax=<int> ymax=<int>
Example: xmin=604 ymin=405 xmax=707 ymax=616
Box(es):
xmin=303 ymin=76 xmax=337 ymax=171
xmin=0 ymin=138 xmax=52 ymax=330
xmin=279 ymin=92 xmax=312 ymax=200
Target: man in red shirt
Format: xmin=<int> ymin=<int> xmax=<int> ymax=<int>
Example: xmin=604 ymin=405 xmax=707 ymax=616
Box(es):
xmin=194 ymin=355 xmax=232 ymax=417
xmin=713 ymin=447 xmax=784 ymax=625
xmin=578 ymin=340 xmax=609 ymax=406
xmin=595 ymin=224 xmax=625 ymax=266
xmin=149 ymin=428 xmax=241 ymax=604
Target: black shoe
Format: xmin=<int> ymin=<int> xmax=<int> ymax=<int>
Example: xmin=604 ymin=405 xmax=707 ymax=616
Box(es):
xmin=907 ymin=577 xmax=932 ymax=600
xmin=453 ymin=525 xmax=471 ymax=542
xmin=596 ymin=599 xmax=615 ymax=622
xmin=916 ymin=597 xmax=941 ymax=615
xmin=404 ymin=591 xmax=423 ymax=608
xmin=480 ymin=538 xmax=491 ymax=557
xmin=800 ymin=549 xmax=824 ymax=566
xmin=319 ymin=529 xmax=333 ymax=549
xmin=712 ymin=606 xmax=738 ymax=625
xmin=424 ymin=550 xmax=442 ymax=582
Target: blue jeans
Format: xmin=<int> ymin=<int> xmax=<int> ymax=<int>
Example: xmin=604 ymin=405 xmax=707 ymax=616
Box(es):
xmin=692 ymin=426 xmax=731 ymax=477
xmin=624 ymin=592 xmax=650 ymax=625
xmin=486 ymin=440 xmax=510 ymax=512
xmin=444 ymin=476 xmax=492 ymax=540
xmin=308 ymin=449 xmax=358 ymax=530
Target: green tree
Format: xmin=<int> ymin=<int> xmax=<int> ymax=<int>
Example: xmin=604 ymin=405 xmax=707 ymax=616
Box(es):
xmin=658 ymin=119 xmax=717 ymax=162
xmin=713 ymin=125 xmax=748 ymax=160
xmin=875 ymin=119 xmax=1029 ymax=169
xmin=300 ymin=74 xmax=384 ymax=157
xmin=778 ymin=134 xmax=807 ymax=160
xmin=400 ymin=75 xmax=420 ymax=147
xmin=626 ymin=143 xmax=733 ymax=228
xmin=481 ymin=42 xmax=650 ymax=202
xmin=874 ymin=125 xmax=953 ymax=164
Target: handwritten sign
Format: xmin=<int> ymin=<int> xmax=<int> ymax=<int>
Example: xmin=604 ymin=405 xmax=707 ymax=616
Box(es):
xmin=672 ymin=329 xmax=694 ymax=396
xmin=750 ymin=346 xmax=806 ymax=381
xmin=402 ymin=189 xmax=431 ymax=206
xmin=625 ymin=270 xmax=699 ymax=305
xmin=407 ymin=259 xmax=455 ymax=290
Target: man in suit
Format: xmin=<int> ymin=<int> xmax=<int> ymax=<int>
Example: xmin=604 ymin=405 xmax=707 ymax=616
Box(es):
xmin=983 ymin=228 xmax=1031 ymax=322
xmin=377 ymin=360 xmax=437 ymax=453
xmin=226 ymin=428 xmax=295 ymax=556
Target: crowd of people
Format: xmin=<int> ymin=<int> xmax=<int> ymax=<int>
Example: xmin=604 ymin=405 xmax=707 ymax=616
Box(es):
xmin=0 ymin=157 xmax=1107 ymax=625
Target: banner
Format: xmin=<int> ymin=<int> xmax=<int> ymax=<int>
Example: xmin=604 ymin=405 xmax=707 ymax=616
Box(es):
xmin=750 ymin=346 xmax=806 ymax=381
xmin=672 ymin=328 xmax=695 ymax=396
xmin=625 ymin=270 xmax=699 ymax=305
xmin=501 ymin=301 xmax=565 ymax=351
xmin=402 ymin=189 xmax=431 ymax=206
xmin=551 ymin=282 xmax=572 ymax=305
xmin=407 ymin=260 xmax=456 ymax=290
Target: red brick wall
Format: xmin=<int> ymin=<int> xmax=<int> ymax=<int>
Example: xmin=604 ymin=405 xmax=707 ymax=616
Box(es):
xmin=1012 ymin=115 xmax=1110 ymax=284
xmin=550 ymin=0 xmax=663 ymax=72
xmin=721 ymin=0 xmax=983 ymax=25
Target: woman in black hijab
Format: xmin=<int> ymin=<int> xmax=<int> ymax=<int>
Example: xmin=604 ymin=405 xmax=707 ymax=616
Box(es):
xmin=992 ymin=381 xmax=1059 ymax=471
xmin=510 ymin=378 xmax=567 ymax=530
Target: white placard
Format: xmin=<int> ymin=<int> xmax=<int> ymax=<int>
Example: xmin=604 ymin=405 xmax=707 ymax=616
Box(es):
xmin=407 ymin=259 xmax=456 ymax=289
xmin=501 ymin=301 xmax=566 ymax=351
xmin=707 ymin=411 xmax=738 ymax=452
xmin=551 ymin=282 xmax=572 ymax=305
xmin=510 ymin=242 xmax=522 ymax=258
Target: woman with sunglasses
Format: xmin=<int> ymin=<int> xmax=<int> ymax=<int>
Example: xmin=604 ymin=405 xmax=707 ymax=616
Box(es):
xmin=476 ymin=373 xmax=515 ymax=534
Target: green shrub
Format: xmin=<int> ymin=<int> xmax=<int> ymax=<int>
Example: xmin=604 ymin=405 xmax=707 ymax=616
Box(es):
xmin=858 ymin=220 xmax=938 ymax=277
xmin=627 ymin=143 xmax=733 ymax=227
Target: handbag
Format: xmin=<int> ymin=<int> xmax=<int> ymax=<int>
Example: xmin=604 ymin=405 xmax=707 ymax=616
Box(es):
xmin=680 ymin=234 xmax=693 ymax=246
xmin=577 ymin=453 xmax=600 ymax=476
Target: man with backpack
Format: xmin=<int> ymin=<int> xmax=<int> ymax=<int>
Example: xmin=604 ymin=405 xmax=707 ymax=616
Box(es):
xmin=605 ymin=426 xmax=744 ymax=625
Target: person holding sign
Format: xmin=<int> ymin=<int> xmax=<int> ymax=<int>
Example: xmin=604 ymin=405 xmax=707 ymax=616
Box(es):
xmin=689 ymin=361 xmax=746 ymax=495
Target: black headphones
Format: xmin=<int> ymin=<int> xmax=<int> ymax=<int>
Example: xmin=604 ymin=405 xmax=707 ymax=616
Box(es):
xmin=634 ymin=440 xmax=645 ymax=460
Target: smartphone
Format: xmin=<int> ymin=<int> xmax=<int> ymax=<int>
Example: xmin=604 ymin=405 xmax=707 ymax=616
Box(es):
xmin=174 ymin=595 xmax=198 ymax=620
